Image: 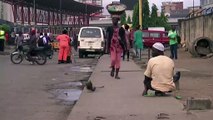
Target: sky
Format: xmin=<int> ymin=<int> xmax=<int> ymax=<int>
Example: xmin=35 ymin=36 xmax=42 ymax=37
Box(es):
xmin=102 ymin=0 xmax=200 ymax=14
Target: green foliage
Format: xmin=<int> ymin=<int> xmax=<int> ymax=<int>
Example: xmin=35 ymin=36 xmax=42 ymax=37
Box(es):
xmin=0 ymin=24 xmax=11 ymax=32
xmin=127 ymin=16 xmax=131 ymax=24
xmin=132 ymin=2 xmax=139 ymax=29
xmin=132 ymin=2 xmax=171 ymax=30
xmin=142 ymin=0 xmax=150 ymax=29
xmin=120 ymin=12 xmax=127 ymax=25
xmin=150 ymin=4 xmax=158 ymax=27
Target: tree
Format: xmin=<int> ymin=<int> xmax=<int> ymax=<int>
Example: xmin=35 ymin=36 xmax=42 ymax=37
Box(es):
xmin=142 ymin=0 xmax=150 ymax=29
xmin=120 ymin=12 xmax=127 ymax=25
xmin=150 ymin=4 xmax=158 ymax=27
xmin=127 ymin=15 xmax=131 ymax=24
xmin=160 ymin=12 xmax=171 ymax=31
xmin=132 ymin=2 xmax=139 ymax=29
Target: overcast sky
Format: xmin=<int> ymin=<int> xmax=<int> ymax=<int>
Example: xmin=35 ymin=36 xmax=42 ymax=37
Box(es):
xmin=103 ymin=0 xmax=200 ymax=14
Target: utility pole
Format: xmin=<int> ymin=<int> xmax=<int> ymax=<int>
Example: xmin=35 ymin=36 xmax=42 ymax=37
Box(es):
xmin=193 ymin=0 xmax=195 ymax=17
xmin=34 ymin=0 xmax=36 ymax=29
xmin=60 ymin=0 xmax=62 ymax=32
xmin=139 ymin=0 xmax=142 ymax=28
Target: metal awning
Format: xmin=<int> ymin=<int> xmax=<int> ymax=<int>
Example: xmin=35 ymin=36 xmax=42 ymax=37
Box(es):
xmin=1 ymin=0 xmax=103 ymax=14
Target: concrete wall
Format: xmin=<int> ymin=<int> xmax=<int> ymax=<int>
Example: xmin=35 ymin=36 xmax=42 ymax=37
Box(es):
xmin=179 ymin=13 xmax=213 ymax=56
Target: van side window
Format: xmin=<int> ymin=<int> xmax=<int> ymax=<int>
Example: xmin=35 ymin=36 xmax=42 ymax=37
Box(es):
xmin=150 ymin=33 xmax=160 ymax=38
xmin=143 ymin=32 xmax=149 ymax=37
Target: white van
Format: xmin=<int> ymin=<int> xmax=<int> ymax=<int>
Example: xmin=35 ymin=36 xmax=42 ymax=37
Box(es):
xmin=78 ymin=27 xmax=105 ymax=58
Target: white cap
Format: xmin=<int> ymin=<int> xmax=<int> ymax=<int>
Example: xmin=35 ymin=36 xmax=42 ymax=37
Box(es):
xmin=152 ymin=42 xmax=165 ymax=52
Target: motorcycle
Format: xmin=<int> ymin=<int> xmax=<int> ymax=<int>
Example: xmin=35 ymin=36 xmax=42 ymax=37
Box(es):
xmin=10 ymin=45 xmax=47 ymax=65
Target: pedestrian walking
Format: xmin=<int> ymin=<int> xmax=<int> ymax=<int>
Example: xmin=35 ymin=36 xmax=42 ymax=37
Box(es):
xmin=134 ymin=25 xmax=143 ymax=60
xmin=168 ymin=26 xmax=178 ymax=59
xmin=106 ymin=2 xmax=126 ymax=79
xmin=0 ymin=27 xmax=6 ymax=52
xmin=56 ymin=30 xmax=71 ymax=64
xmin=72 ymin=33 xmax=78 ymax=52
xmin=129 ymin=28 xmax=135 ymax=48
xmin=123 ymin=24 xmax=131 ymax=61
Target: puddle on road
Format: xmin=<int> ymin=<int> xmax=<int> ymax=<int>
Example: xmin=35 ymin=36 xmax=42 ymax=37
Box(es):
xmin=70 ymin=66 xmax=93 ymax=73
xmin=49 ymin=88 xmax=82 ymax=105
xmin=48 ymin=81 xmax=85 ymax=106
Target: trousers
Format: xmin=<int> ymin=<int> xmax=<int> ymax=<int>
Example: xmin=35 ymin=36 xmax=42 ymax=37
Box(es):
xmin=58 ymin=45 xmax=69 ymax=61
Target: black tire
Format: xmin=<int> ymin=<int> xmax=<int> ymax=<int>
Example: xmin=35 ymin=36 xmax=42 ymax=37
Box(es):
xmin=10 ymin=53 xmax=23 ymax=64
xmin=35 ymin=54 xmax=47 ymax=65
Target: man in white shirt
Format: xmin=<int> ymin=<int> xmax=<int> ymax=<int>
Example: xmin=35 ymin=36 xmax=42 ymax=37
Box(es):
xmin=142 ymin=42 xmax=180 ymax=96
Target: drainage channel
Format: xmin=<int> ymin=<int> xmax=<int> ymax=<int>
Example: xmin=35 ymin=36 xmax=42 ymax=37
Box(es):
xmin=47 ymin=60 xmax=98 ymax=107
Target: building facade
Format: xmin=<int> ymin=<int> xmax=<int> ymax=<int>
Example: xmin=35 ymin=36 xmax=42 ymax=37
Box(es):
xmin=120 ymin=0 xmax=137 ymax=10
xmin=200 ymin=0 xmax=213 ymax=8
xmin=161 ymin=2 xmax=183 ymax=15
xmin=0 ymin=1 xmax=13 ymax=22
xmin=75 ymin=0 xmax=102 ymax=6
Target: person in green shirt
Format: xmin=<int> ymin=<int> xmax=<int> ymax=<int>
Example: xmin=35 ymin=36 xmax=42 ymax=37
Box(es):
xmin=168 ymin=26 xmax=178 ymax=59
xmin=134 ymin=25 xmax=143 ymax=60
xmin=0 ymin=27 xmax=5 ymax=52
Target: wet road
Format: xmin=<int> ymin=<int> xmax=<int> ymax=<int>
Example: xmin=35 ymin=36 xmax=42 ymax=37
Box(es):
xmin=0 ymin=53 xmax=98 ymax=120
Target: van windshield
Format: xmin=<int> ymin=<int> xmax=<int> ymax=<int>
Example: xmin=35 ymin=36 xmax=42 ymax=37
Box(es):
xmin=80 ymin=28 xmax=101 ymax=38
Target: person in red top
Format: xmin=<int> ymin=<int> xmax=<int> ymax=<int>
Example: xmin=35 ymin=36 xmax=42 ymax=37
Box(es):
xmin=5 ymin=32 xmax=9 ymax=43
xmin=56 ymin=30 xmax=71 ymax=64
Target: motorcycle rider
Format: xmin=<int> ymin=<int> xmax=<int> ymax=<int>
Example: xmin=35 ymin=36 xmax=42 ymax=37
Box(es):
xmin=27 ymin=30 xmax=37 ymax=64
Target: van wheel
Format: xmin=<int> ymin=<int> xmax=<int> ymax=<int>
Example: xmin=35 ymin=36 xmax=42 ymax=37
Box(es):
xmin=79 ymin=51 xmax=83 ymax=58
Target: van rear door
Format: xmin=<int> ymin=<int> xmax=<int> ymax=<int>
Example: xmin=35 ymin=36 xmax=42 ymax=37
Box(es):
xmin=79 ymin=27 xmax=103 ymax=49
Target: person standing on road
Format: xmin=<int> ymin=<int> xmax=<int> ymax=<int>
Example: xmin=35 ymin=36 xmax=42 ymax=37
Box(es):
xmin=168 ymin=26 xmax=178 ymax=59
xmin=134 ymin=25 xmax=143 ymax=60
xmin=56 ymin=30 xmax=71 ymax=64
xmin=142 ymin=42 xmax=177 ymax=96
xmin=123 ymin=24 xmax=131 ymax=61
xmin=0 ymin=27 xmax=6 ymax=52
xmin=15 ymin=31 xmax=24 ymax=51
xmin=129 ymin=28 xmax=134 ymax=48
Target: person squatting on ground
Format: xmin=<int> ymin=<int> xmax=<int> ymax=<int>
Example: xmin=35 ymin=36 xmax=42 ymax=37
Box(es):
xmin=106 ymin=16 xmax=126 ymax=79
xmin=168 ymin=26 xmax=178 ymax=59
xmin=142 ymin=42 xmax=177 ymax=96
xmin=56 ymin=30 xmax=71 ymax=64
xmin=134 ymin=25 xmax=143 ymax=59
xmin=123 ymin=24 xmax=131 ymax=61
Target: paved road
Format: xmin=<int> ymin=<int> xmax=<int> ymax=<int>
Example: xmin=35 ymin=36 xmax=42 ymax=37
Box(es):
xmin=0 ymin=53 xmax=98 ymax=120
